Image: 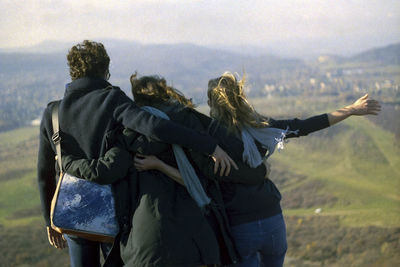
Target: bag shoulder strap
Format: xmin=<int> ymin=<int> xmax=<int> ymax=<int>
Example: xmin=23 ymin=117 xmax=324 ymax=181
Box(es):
xmin=51 ymin=101 xmax=63 ymax=173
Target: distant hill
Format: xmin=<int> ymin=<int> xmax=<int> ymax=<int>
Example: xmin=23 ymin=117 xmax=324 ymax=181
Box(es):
xmin=0 ymin=40 xmax=399 ymax=132
xmin=1 ymin=40 xmax=304 ymax=90
xmin=316 ymin=43 xmax=400 ymax=65
xmin=0 ymin=52 xmax=67 ymax=74
xmin=0 ymin=40 xmax=303 ymax=131
xmin=317 ymin=43 xmax=400 ymax=65
xmin=349 ymin=43 xmax=400 ymax=65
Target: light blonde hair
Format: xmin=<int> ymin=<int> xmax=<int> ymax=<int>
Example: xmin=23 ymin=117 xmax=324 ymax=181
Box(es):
xmin=207 ymin=72 xmax=269 ymax=134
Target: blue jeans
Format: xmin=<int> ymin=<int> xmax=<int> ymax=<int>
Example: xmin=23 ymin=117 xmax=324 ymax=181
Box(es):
xmin=64 ymin=235 xmax=113 ymax=267
xmin=229 ymin=213 xmax=287 ymax=267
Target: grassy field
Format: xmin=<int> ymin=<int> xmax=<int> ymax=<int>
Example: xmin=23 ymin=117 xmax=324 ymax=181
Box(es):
xmin=270 ymin=116 xmax=400 ymax=227
xmin=0 ymin=96 xmax=399 ymax=266
xmin=252 ymin=96 xmax=400 ymax=227
xmin=0 ymin=127 xmax=41 ymax=226
xmin=0 ymin=126 xmax=70 ymax=266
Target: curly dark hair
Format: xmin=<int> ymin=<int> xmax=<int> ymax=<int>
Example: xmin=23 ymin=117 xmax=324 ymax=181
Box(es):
xmin=67 ymin=40 xmax=110 ymax=80
xmin=130 ymin=73 xmax=195 ymax=108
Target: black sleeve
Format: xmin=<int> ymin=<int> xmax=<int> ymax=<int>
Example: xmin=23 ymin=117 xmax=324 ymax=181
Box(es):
xmin=62 ymin=147 xmax=133 ymax=185
xmin=112 ymin=90 xmax=217 ymax=155
xmin=188 ymin=151 xmax=266 ymax=185
xmin=121 ymin=128 xmax=170 ymax=155
xmin=268 ymin=113 xmax=330 ymax=138
xmin=37 ymin=107 xmax=57 ymax=226
xmin=206 ymin=121 xmax=247 ymax=162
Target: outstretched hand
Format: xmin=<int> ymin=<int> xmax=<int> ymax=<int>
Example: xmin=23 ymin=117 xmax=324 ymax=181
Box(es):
xmin=212 ymin=145 xmax=238 ymax=176
xmin=47 ymin=226 xmax=66 ymax=249
xmin=349 ymin=94 xmax=381 ymax=116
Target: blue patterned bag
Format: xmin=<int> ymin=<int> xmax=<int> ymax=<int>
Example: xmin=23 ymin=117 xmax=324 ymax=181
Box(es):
xmin=50 ymin=102 xmax=119 ymax=243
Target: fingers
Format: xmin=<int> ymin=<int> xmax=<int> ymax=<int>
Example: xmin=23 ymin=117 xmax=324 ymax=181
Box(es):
xmin=219 ymin=159 xmax=226 ymax=176
xmin=214 ymin=159 xmax=219 ymax=174
xmin=212 ymin=145 xmax=237 ymax=176
xmin=224 ymin=159 xmax=231 ymax=176
xmin=223 ymin=156 xmax=238 ymax=176
xmin=367 ymin=100 xmax=380 ymax=107
xmin=212 ymin=145 xmax=221 ymax=174
xmin=229 ymin=157 xmax=238 ymax=170
xmin=134 ymin=156 xmax=143 ymax=163
xmin=48 ymin=233 xmax=54 ymax=247
xmin=134 ymin=156 xmax=144 ymax=171
xmin=216 ymin=156 xmax=238 ymax=176
xmin=47 ymin=227 xmax=55 ymax=247
xmin=54 ymin=234 xmax=67 ymax=249
xmin=134 ymin=157 xmax=142 ymax=166
xmin=353 ymin=96 xmax=381 ymax=116
xmin=47 ymin=227 xmax=66 ymax=249
xmin=366 ymin=100 xmax=381 ymax=115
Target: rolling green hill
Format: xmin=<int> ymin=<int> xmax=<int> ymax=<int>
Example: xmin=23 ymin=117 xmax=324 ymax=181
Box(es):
xmin=0 ymin=96 xmax=399 ymax=266
xmin=251 ymin=96 xmax=400 ymax=226
xmin=252 ymin=96 xmax=400 ymax=266
xmin=0 ymin=126 xmax=69 ymax=266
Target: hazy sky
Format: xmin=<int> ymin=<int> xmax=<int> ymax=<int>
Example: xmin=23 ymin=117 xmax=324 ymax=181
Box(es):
xmin=1 ymin=0 xmax=399 ymax=55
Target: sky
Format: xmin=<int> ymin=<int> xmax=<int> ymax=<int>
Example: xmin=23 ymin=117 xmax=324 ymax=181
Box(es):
xmin=1 ymin=0 xmax=399 ymax=56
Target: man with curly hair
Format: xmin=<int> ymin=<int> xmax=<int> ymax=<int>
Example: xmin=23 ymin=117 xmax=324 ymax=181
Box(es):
xmin=37 ymin=40 xmax=237 ymax=266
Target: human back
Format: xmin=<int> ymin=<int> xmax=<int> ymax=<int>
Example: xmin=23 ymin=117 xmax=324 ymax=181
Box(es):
xmin=207 ymin=71 xmax=381 ymax=267
xmin=37 ymin=40 xmax=235 ymax=267
xmin=57 ymin=83 xmax=128 ymax=158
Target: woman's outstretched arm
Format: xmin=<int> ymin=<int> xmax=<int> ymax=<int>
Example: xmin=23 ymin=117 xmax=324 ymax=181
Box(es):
xmin=269 ymin=94 xmax=381 ymax=137
xmin=327 ymin=94 xmax=381 ymax=126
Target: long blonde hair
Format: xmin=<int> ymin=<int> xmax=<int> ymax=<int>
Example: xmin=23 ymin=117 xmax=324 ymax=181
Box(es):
xmin=207 ymin=72 xmax=269 ymax=134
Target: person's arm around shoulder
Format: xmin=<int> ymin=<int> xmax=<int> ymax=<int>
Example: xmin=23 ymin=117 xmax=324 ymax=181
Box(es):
xmin=189 ymin=150 xmax=267 ymax=184
xmin=134 ymin=154 xmax=185 ymax=186
xmin=133 ymin=152 xmax=270 ymax=186
xmin=111 ymin=90 xmax=237 ymax=175
xmin=62 ymin=147 xmax=133 ymax=185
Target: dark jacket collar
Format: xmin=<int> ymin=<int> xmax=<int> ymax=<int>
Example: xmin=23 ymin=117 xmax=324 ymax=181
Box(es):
xmin=65 ymin=77 xmax=111 ymax=96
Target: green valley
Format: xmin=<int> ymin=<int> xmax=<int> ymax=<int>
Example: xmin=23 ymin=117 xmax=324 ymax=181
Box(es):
xmin=0 ymin=96 xmax=399 ymax=266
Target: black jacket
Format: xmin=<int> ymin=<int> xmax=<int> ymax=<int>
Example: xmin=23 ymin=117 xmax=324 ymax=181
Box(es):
xmin=37 ymin=78 xmax=218 ymax=227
